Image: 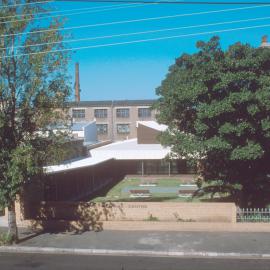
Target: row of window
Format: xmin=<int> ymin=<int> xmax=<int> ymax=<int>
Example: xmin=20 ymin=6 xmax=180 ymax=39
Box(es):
xmin=97 ymin=124 xmax=130 ymax=135
xmin=72 ymin=108 xmax=152 ymax=119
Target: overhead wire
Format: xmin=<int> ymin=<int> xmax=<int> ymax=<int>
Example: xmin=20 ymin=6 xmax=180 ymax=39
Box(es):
xmin=55 ymin=1 xmax=270 ymax=5
xmin=0 ymin=0 xmax=53 ymax=9
xmin=1 ymin=23 xmax=270 ymax=59
xmin=1 ymin=4 xmax=269 ymax=37
xmin=4 ymin=15 xmax=270 ymax=50
xmin=0 ymin=2 xmax=143 ymax=20
xmin=0 ymin=2 xmax=149 ymax=24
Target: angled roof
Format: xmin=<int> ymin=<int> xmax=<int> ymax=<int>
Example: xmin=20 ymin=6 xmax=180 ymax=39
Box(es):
xmin=92 ymin=138 xmax=170 ymax=160
xmin=137 ymin=121 xmax=168 ymax=132
xmin=71 ymin=122 xmax=89 ymax=131
xmin=45 ymin=156 xmax=113 ymax=174
xmin=71 ymin=121 xmax=95 ymax=131
xmin=45 ymin=138 xmax=171 ymax=174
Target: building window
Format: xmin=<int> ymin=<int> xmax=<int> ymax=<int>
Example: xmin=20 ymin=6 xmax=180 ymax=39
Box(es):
xmin=72 ymin=109 xmax=85 ymax=119
xmin=116 ymin=108 xmax=129 ymax=118
xmin=94 ymin=109 xmax=108 ymax=118
xmin=117 ymin=124 xmax=130 ymax=134
xmin=97 ymin=124 xmax=108 ymax=135
xmin=138 ymin=107 xmax=151 ymax=118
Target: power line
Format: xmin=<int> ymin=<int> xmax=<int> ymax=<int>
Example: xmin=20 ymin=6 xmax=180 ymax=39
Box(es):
xmin=0 ymin=2 xmax=146 ymax=24
xmin=1 ymin=4 xmax=269 ymax=37
xmin=0 ymin=2 xmax=140 ymax=20
xmin=1 ymin=23 xmax=269 ymax=59
xmin=0 ymin=0 xmax=53 ymax=9
xmin=6 ymin=15 xmax=270 ymax=50
xmin=57 ymin=0 xmax=270 ymax=5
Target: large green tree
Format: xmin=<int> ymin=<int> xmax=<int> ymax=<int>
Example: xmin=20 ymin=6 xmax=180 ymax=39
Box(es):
xmin=155 ymin=36 xmax=270 ymax=208
xmin=0 ymin=1 xmax=70 ymax=242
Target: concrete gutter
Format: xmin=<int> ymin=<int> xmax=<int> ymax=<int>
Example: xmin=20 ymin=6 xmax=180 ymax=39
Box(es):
xmin=1 ymin=246 xmax=270 ymax=259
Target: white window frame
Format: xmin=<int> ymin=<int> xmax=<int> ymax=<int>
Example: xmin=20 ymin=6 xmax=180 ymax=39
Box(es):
xmin=94 ymin=108 xmax=108 ymax=119
xmin=96 ymin=123 xmax=109 ymax=135
xmin=116 ymin=107 xmax=130 ymax=118
xmin=72 ymin=108 xmax=86 ymax=119
xmin=116 ymin=123 xmax=130 ymax=134
xmin=138 ymin=107 xmax=152 ymax=118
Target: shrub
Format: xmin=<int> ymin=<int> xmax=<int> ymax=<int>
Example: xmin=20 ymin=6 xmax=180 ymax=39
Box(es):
xmin=145 ymin=214 xmax=159 ymax=221
xmin=0 ymin=233 xmax=13 ymax=246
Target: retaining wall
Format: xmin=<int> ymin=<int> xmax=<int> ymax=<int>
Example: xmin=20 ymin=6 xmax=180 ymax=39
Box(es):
xmin=26 ymin=201 xmax=237 ymax=223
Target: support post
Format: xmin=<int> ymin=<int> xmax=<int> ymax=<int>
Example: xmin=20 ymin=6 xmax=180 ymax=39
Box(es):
xmin=168 ymin=161 xmax=171 ymax=176
xmin=55 ymin=180 xmax=59 ymax=201
xmin=141 ymin=160 xmax=144 ymax=176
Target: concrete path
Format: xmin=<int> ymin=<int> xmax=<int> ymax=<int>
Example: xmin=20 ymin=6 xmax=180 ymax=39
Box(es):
xmin=13 ymin=230 xmax=270 ymax=254
xmin=1 ymin=222 xmax=270 ymax=258
xmin=0 ymin=229 xmax=270 ymax=259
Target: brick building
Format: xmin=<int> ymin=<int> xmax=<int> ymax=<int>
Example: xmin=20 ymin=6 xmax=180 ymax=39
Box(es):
xmin=70 ymin=63 xmax=156 ymax=142
xmin=68 ymin=100 xmax=156 ymax=142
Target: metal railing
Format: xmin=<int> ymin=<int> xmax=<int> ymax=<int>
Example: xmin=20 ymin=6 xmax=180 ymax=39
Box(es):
xmin=237 ymin=208 xmax=270 ymax=223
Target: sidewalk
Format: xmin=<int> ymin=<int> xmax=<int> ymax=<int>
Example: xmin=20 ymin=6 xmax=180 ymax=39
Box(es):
xmin=1 ymin=226 xmax=270 ymax=259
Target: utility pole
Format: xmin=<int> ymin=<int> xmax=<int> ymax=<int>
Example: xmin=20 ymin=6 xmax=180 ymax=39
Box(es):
xmin=75 ymin=62 xmax=80 ymax=102
xmin=111 ymin=100 xmax=114 ymax=141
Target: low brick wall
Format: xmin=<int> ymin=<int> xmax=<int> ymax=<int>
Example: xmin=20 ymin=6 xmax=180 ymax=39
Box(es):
xmin=27 ymin=201 xmax=237 ymax=223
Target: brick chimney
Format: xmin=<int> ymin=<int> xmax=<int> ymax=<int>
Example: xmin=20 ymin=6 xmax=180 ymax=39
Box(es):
xmin=261 ymin=35 xmax=268 ymax=47
xmin=75 ymin=62 xmax=80 ymax=102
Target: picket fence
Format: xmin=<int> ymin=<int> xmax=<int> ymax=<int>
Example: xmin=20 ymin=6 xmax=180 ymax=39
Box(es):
xmin=237 ymin=208 xmax=270 ymax=222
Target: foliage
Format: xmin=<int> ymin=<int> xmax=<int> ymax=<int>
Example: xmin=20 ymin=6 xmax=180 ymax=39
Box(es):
xmin=0 ymin=1 xmax=71 ymax=239
xmin=145 ymin=214 xmax=159 ymax=221
xmin=0 ymin=206 xmax=4 ymax=216
xmin=0 ymin=232 xmax=13 ymax=246
xmin=155 ymin=36 xmax=270 ymax=207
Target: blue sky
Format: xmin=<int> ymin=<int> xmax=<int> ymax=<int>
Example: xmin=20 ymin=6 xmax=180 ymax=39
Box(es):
xmin=51 ymin=1 xmax=270 ymax=101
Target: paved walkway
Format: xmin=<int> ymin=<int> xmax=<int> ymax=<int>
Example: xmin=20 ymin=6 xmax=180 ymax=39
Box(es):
xmin=1 ymin=227 xmax=270 ymax=258
xmin=122 ymin=186 xmax=196 ymax=193
xmin=14 ymin=230 xmax=270 ymax=254
xmin=20 ymin=230 xmax=270 ymax=252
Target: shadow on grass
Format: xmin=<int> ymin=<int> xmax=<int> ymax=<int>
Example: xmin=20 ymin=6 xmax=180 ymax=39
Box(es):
xmin=80 ymin=175 xmax=126 ymax=202
xmin=96 ymin=196 xmax=192 ymax=203
xmin=199 ymin=195 xmax=234 ymax=203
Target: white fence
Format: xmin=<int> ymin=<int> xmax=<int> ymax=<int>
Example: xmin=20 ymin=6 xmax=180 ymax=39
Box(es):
xmin=237 ymin=208 xmax=270 ymax=223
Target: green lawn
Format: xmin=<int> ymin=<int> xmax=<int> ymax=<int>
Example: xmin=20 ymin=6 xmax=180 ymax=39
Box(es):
xmin=91 ymin=177 xmax=202 ymax=203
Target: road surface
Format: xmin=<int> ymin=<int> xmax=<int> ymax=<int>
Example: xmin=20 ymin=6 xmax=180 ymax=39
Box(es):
xmin=0 ymin=253 xmax=270 ymax=270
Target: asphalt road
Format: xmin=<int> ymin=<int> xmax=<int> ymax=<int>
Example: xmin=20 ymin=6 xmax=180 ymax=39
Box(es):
xmin=0 ymin=253 xmax=270 ymax=270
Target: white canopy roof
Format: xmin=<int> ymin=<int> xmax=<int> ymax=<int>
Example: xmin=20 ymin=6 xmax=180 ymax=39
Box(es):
xmin=46 ymin=138 xmax=170 ymax=174
xmin=45 ymin=156 xmax=113 ymax=174
xmin=92 ymin=138 xmax=170 ymax=160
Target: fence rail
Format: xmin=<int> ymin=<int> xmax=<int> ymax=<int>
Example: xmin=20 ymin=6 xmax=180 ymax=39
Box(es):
xmin=237 ymin=208 xmax=270 ymax=223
